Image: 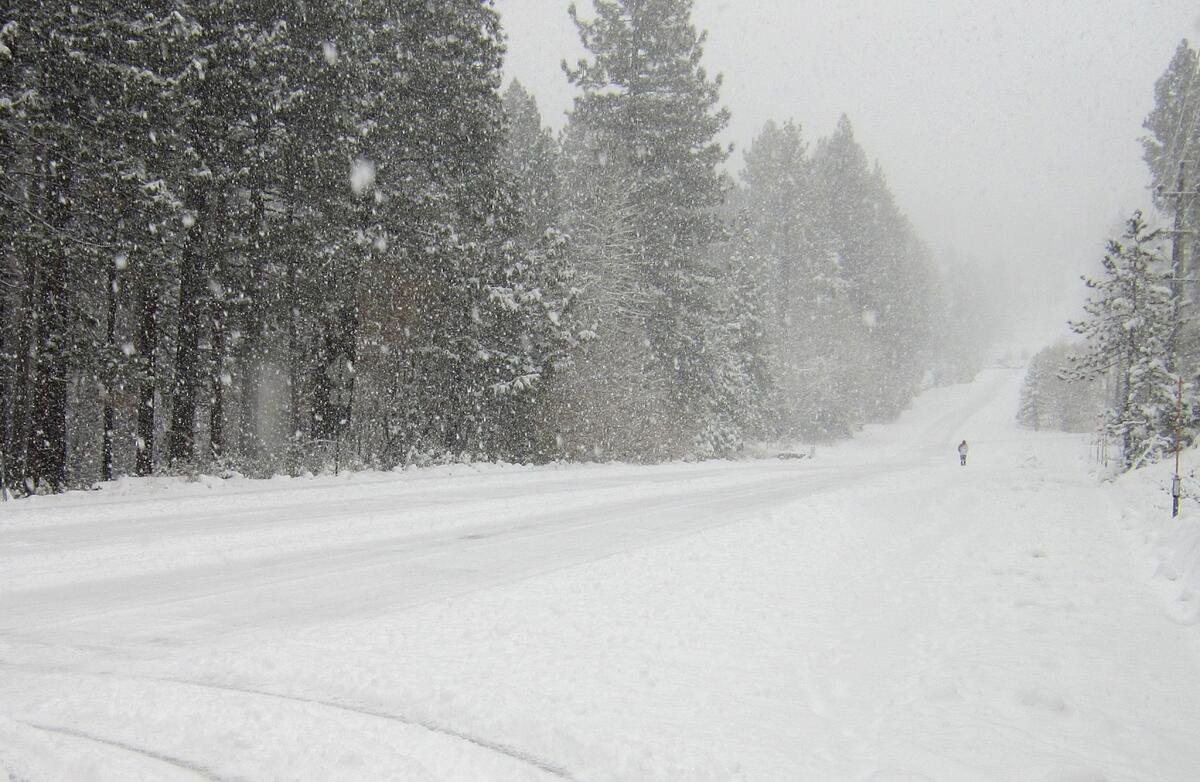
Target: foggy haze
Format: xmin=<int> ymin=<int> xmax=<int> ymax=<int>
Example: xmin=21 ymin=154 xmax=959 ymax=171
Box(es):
xmin=497 ymin=0 xmax=1200 ymax=343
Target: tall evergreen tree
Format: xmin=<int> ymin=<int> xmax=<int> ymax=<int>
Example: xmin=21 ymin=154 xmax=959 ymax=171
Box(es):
xmin=340 ymin=0 xmax=578 ymax=465
xmin=1143 ymin=40 xmax=1199 ymax=203
xmin=1069 ymin=212 xmax=1182 ymax=469
xmin=0 ymin=4 xmax=194 ymax=491
xmin=1017 ymin=351 xmax=1050 ymax=431
xmin=711 ymin=216 xmax=776 ymax=446
xmin=1143 ymin=40 xmax=1200 ymax=362
xmin=501 ymin=80 xmax=562 ymax=242
xmin=559 ymin=0 xmax=731 ymax=457
xmin=812 ymin=115 xmax=932 ymax=427
xmin=738 ymin=120 xmax=855 ymax=438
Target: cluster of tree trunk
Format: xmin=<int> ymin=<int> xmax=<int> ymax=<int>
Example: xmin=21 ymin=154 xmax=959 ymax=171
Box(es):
xmin=0 ymin=2 xmax=577 ymax=495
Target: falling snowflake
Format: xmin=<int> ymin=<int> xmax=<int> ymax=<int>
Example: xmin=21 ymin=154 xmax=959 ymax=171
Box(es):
xmin=350 ymin=158 xmax=376 ymax=195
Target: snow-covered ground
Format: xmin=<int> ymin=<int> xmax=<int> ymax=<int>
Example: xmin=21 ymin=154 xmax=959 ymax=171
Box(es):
xmin=3 ymin=367 xmax=1199 ymax=781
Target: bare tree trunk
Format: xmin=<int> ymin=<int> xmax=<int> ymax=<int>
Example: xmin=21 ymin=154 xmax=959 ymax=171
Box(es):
xmin=101 ymin=261 xmax=117 ymax=481
xmin=28 ymin=130 xmax=73 ymax=491
xmin=286 ymin=209 xmax=303 ymax=476
xmin=167 ymin=182 xmax=210 ymax=467
xmin=208 ymin=184 xmax=230 ymax=463
xmin=210 ymin=301 xmax=226 ymax=461
xmin=9 ymin=249 xmax=39 ymax=493
xmin=238 ymin=113 xmax=273 ymax=464
xmin=136 ymin=271 xmax=158 ymax=476
xmin=0 ymin=263 xmax=14 ymax=498
xmin=29 ymin=256 xmax=70 ymax=490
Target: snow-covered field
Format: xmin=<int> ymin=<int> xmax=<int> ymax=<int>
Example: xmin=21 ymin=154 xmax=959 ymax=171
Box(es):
xmin=3 ymin=368 xmax=1199 ymax=781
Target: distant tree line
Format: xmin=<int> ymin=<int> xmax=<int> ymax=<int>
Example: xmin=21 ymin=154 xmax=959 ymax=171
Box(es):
xmin=1 ymin=0 xmax=987 ymax=496
xmin=727 ymin=117 xmax=935 ymax=442
xmin=1017 ymin=343 xmax=1105 ymax=433
xmin=1061 ymin=39 xmax=1200 ymax=470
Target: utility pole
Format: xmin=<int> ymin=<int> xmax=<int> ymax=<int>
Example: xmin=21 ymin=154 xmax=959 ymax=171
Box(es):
xmin=1168 ymin=159 xmax=1193 ymax=517
xmin=1171 ymin=161 xmax=1186 ymax=517
xmin=1169 ymin=160 xmax=1189 ymax=321
xmin=1173 ymin=374 xmax=1183 ymax=517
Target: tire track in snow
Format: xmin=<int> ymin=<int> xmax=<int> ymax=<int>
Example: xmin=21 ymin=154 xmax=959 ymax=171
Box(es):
xmin=145 ymin=676 xmax=577 ymax=781
xmin=22 ymin=722 xmax=229 ymax=781
xmin=5 ymin=664 xmax=574 ymax=781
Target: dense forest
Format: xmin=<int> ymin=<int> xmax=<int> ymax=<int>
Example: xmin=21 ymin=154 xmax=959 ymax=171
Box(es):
xmin=0 ymin=0 xmax=989 ymax=496
xmin=1034 ymin=39 xmax=1200 ymax=471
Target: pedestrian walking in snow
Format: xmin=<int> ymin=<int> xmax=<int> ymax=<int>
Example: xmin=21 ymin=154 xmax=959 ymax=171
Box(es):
xmin=958 ymin=439 xmax=968 ymax=466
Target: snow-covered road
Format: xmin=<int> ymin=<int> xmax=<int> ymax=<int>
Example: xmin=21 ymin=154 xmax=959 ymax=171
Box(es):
xmin=3 ymin=368 xmax=1199 ymax=781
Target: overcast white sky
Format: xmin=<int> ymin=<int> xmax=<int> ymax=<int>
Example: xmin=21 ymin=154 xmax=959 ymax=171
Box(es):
xmin=494 ymin=0 xmax=1200 ymax=342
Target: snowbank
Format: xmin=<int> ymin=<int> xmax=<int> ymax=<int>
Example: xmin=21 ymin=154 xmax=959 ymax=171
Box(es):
xmin=1113 ymin=453 xmax=1200 ymax=626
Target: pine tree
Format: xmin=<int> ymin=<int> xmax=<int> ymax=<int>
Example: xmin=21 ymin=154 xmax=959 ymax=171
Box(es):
xmin=548 ymin=163 xmax=662 ymax=459
xmin=560 ymin=0 xmax=731 ymax=457
xmin=812 ymin=115 xmax=932 ymax=428
xmin=336 ymin=0 xmax=580 ymax=466
xmin=501 ymin=81 xmax=562 ymax=242
xmin=810 ymin=116 xmax=882 ymax=429
xmin=1069 ymin=212 xmax=1182 ymax=469
xmin=1017 ymin=352 xmax=1049 ymax=430
xmin=1143 ymin=40 xmax=1199 ymax=203
xmin=1143 ymin=40 xmax=1200 ymax=366
xmin=711 ymin=217 xmax=776 ymax=447
xmin=738 ymin=120 xmax=855 ymax=439
xmin=0 ymin=3 xmax=193 ymax=491
xmin=0 ymin=4 xmax=88 ymax=491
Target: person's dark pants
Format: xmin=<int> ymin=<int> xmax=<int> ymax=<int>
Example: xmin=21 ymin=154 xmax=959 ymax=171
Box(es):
xmin=960 ymin=454 xmax=966 ymax=465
